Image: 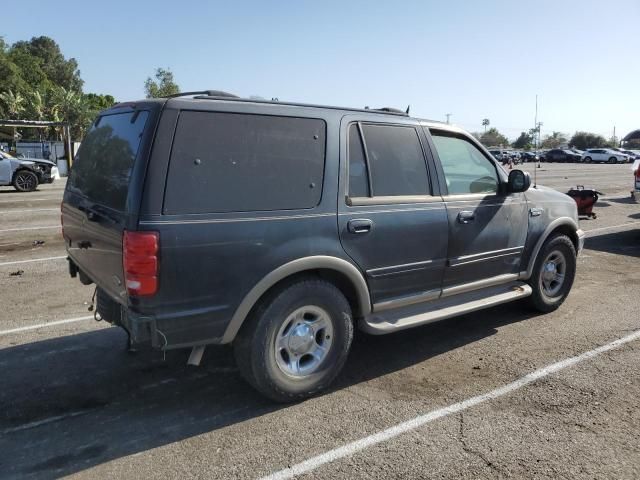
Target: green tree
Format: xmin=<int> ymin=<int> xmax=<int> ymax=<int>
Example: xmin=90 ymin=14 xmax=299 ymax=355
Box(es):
xmin=10 ymin=36 xmax=83 ymax=93
xmin=144 ymin=67 xmax=180 ymax=98
xmin=569 ymin=131 xmax=607 ymax=150
xmin=0 ymin=89 xmax=26 ymax=141
xmin=512 ymin=131 xmax=533 ymax=149
xmin=541 ymin=131 xmax=568 ymax=149
xmin=479 ymin=127 xmax=509 ymax=147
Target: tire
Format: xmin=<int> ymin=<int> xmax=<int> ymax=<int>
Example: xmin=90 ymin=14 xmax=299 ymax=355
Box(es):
xmin=584 ymin=157 xmax=592 ymax=163
xmin=13 ymin=170 xmax=39 ymax=192
xmin=526 ymin=234 xmax=576 ymax=313
xmin=234 ymin=278 xmax=354 ymax=402
xmin=608 ymin=157 xmax=616 ymax=164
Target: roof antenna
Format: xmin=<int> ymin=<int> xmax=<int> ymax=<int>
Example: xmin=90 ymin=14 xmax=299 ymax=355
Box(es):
xmin=405 ymin=105 xmax=410 ymax=115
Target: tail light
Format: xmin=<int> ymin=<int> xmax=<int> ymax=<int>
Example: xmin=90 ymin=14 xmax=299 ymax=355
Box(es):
xmin=123 ymin=231 xmax=159 ymax=296
xmin=635 ymin=167 xmax=640 ymax=181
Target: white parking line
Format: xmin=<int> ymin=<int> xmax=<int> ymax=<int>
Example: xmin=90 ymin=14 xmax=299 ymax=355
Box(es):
xmin=0 ymin=208 xmax=59 ymax=214
xmin=0 ymin=316 xmax=93 ymax=336
xmin=584 ymin=221 xmax=640 ymax=236
xmin=0 ymin=198 xmax=51 ymax=204
xmin=260 ymin=329 xmax=640 ymax=480
xmin=0 ymin=225 xmax=60 ymax=233
xmin=0 ymin=256 xmax=67 ymax=267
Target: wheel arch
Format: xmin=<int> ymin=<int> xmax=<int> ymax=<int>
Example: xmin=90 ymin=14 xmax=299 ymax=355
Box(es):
xmin=221 ymin=256 xmax=371 ymax=343
xmin=521 ymin=217 xmax=580 ymax=280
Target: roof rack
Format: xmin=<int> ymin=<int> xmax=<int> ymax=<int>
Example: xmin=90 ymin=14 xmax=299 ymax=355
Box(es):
xmin=165 ymin=90 xmax=239 ymax=99
xmin=173 ymin=92 xmax=409 ymax=117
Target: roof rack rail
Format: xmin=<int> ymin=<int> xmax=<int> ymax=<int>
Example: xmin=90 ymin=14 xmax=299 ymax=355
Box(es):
xmin=165 ymin=90 xmax=239 ymax=99
xmin=173 ymin=93 xmax=410 ymax=117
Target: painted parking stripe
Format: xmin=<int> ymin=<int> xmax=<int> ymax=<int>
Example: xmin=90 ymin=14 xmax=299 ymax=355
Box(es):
xmin=0 ymin=256 xmax=67 ymax=267
xmin=584 ymin=221 xmax=640 ymax=236
xmin=0 ymin=208 xmax=59 ymax=214
xmin=0 ymin=225 xmax=60 ymax=233
xmin=0 ymin=316 xmax=93 ymax=336
xmin=260 ymin=329 xmax=640 ymax=480
xmin=0 ymin=198 xmax=52 ymax=204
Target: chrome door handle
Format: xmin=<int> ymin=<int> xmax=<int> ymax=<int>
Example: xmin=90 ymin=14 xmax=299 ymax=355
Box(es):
xmin=457 ymin=211 xmax=475 ymax=224
xmin=347 ymin=219 xmax=373 ymax=234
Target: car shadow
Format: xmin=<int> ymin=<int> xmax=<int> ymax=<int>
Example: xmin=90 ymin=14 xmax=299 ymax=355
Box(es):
xmin=608 ymin=196 xmax=636 ymax=205
xmin=585 ymin=228 xmax=640 ymax=258
xmin=0 ymin=302 xmax=538 ymax=478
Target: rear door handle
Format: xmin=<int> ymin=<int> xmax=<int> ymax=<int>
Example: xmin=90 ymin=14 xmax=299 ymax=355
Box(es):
xmin=347 ymin=219 xmax=373 ymax=234
xmin=457 ymin=210 xmax=475 ymax=224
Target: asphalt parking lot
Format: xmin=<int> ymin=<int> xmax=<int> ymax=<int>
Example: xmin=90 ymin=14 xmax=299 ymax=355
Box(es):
xmin=1 ymin=163 xmax=639 ymax=479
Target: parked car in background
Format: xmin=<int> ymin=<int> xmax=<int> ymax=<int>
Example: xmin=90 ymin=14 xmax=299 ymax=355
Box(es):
xmin=62 ymin=91 xmax=584 ymax=401
xmin=0 ymin=151 xmax=58 ymax=191
xmin=570 ymin=148 xmax=584 ymax=160
xmin=581 ymin=149 xmax=627 ymax=164
xmin=621 ymin=150 xmax=640 ymax=162
xmin=521 ymin=152 xmax=538 ymax=162
xmin=488 ymin=149 xmax=505 ymax=161
xmin=546 ymin=149 xmax=581 ymax=163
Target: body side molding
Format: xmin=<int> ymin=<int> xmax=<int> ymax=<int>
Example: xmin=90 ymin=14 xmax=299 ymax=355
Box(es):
xmin=220 ymin=255 xmax=371 ymax=343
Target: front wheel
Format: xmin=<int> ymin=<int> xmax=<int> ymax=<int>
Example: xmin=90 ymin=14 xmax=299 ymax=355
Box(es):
xmin=526 ymin=234 xmax=576 ymax=313
xmin=13 ymin=170 xmax=39 ymax=192
xmin=234 ymin=278 xmax=354 ymax=402
xmin=608 ymin=157 xmax=617 ymax=164
xmin=583 ymin=157 xmax=592 ymax=163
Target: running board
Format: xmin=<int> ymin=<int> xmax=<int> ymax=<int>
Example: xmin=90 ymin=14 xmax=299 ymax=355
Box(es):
xmin=360 ymin=282 xmax=532 ymax=335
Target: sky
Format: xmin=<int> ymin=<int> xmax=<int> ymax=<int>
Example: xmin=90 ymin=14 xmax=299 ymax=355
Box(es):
xmin=3 ymin=0 xmax=639 ymax=141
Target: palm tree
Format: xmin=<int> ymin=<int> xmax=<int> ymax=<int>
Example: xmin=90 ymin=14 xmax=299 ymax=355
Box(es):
xmin=0 ymin=90 xmax=27 ymax=143
xmin=482 ymin=118 xmax=490 ymax=132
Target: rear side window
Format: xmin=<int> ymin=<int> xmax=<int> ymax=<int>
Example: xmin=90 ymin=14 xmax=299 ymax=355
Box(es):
xmin=347 ymin=123 xmax=429 ymax=198
xmin=68 ymin=111 xmax=149 ymax=211
xmin=164 ymin=112 xmax=326 ymax=214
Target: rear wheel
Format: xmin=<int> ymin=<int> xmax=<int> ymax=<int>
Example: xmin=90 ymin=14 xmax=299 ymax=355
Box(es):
xmin=583 ymin=156 xmax=592 ymax=163
xmin=13 ymin=170 xmax=38 ymax=192
xmin=526 ymin=234 xmax=576 ymax=313
xmin=234 ymin=278 xmax=354 ymax=402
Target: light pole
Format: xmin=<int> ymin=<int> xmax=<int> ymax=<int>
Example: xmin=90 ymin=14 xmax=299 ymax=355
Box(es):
xmin=445 ymin=113 xmax=452 ymax=124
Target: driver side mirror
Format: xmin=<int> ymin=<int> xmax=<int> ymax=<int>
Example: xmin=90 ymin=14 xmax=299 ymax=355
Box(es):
xmin=507 ymin=169 xmax=531 ymax=193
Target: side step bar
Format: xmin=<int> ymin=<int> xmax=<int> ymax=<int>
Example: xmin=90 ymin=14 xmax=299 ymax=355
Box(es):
xmin=360 ymin=282 xmax=532 ymax=335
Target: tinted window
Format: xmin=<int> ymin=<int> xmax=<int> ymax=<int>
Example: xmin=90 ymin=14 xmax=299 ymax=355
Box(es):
xmin=431 ymin=132 xmax=498 ymax=195
xmin=164 ymin=112 xmax=325 ymax=214
xmin=348 ymin=124 xmax=369 ymax=197
xmin=68 ymin=111 xmax=148 ymax=211
xmin=360 ymin=124 xmax=429 ymax=196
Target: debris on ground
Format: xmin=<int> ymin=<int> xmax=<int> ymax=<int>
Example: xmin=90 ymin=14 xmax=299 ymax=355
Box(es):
xmin=32 ymin=240 xmax=45 ymax=246
xmin=9 ymin=270 xmax=24 ymax=276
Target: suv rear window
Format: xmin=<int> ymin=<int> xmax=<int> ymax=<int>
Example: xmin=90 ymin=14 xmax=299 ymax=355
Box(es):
xmin=164 ymin=111 xmax=326 ymax=214
xmin=68 ymin=111 xmax=149 ymax=211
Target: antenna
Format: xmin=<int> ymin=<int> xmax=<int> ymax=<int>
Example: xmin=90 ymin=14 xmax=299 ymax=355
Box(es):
xmin=534 ymin=95 xmax=538 ymax=188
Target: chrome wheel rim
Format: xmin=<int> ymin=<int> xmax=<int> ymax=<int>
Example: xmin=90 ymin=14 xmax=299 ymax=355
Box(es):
xmin=274 ymin=305 xmax=333 ymax=378
xmin=16 ymin=173 xmax=36 ymax=191
xmin=539 ymin=250 xmax=567 ymax=298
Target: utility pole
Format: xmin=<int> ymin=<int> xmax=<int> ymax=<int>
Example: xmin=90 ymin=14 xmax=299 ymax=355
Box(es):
xmin=445 ymin=113 xmax=452 ymax=124
xmin=613 ymin=126 xmax=616 ymax=147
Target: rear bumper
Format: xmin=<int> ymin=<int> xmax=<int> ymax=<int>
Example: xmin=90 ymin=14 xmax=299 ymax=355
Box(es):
xmin=92 ymin=285 xmax=229 ymax=350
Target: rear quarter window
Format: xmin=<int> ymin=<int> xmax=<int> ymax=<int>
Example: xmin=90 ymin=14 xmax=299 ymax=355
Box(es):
xmin=164 ymin=111 xmax=326 ymax=214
